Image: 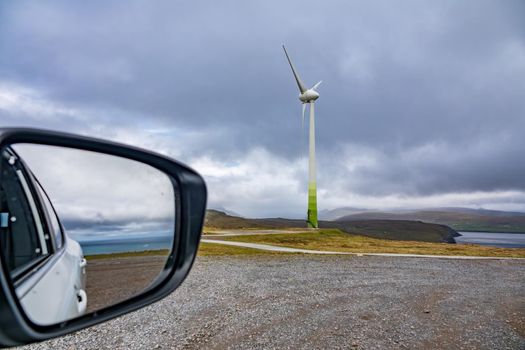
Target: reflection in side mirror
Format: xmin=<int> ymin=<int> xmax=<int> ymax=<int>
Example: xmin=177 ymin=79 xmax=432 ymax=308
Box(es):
xmin=0 ymin=143 xmax=176 ymax=325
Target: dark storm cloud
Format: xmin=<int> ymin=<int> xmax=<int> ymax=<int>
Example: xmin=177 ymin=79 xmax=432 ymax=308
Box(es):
xmin=320 ymin=132 xmax=525 ymax=197
xmin=1 ymin=0 xmax=524 ymax=200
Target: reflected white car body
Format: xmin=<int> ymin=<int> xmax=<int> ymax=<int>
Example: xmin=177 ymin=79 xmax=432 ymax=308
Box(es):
xmin=16 ymin=235 xmax=87 ymax=325
xmin=3 ymin=147 xmax=88 ymax=325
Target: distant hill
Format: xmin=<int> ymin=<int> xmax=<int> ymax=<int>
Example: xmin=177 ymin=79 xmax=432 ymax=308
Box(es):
xmin=319 ymin=207 xmax=369 ymax=220
xmin=336 ymin=208 xmax=525 ymax=233
xmin=204 ymin=210 xmax=459 ymax=243
xmin=418 ymin=207 xmax=525 ymax=217
xmin=208 ymin=206 xmax=244 ymax=218
xmin=205 ymin=209 xmax=302 ymax=229
xmin=323 ymin=220 xmax=459 ymax=243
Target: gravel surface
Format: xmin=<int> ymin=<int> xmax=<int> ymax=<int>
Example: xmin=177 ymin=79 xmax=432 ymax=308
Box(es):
xmin=17 ymin=255 xmax=525 ymax=349
xmin=85 ymin=255 xmax=167 ymax=312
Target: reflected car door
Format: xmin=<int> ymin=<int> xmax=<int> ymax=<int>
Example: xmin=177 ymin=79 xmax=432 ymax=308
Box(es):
xmin=0 ymin=148 xmax=87 ymax=324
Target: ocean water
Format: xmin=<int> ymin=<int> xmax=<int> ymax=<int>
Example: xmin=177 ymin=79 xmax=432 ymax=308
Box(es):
xmin=455 ymin=231 xmax=525 ymax=248
xmin=79 ymin=237 xmax=173 ymax=256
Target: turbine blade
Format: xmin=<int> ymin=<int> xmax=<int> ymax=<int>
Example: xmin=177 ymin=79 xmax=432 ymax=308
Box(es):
xmin=311 ymin=80 xmax=322 ymax=91
xmin=282 ymin=45 xmax=307 ymax=93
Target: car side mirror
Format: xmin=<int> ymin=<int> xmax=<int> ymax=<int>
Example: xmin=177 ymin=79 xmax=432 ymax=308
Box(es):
xmin=0 ymin=128 xmax=206 ymax=347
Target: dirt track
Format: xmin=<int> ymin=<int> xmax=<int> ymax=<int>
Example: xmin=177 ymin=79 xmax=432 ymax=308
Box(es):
xmin=85 ymin=255 xmax=167 ymax=312
xmin=18 ymin=255 xmax=525 ymax=349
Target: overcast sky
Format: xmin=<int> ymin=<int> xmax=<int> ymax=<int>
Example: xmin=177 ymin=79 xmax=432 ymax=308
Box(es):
xmin=14 ymin=144 xmax=175 ymax=239
xmin=1 ymin=0 xmax=524 ymax=218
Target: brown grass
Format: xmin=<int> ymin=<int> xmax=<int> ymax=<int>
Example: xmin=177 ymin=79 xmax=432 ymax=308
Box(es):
xmin=198 ymin=242 xmax=284 ymax=256
xmin=85 ymin=249 xmax=170 ymax=260
xmin=210 ymin=229 xmax=525 ymax=258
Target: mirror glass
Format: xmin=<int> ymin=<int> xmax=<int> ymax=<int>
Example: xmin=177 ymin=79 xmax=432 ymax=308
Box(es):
xmin=0 ymin=143 xmax=176 ymax=325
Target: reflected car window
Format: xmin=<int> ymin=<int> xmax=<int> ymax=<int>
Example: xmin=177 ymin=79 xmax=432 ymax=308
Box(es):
xmin=0 ymin=151 xmax=46 ymax=276
xmin=35 ymin=180 xmax=63 ymax=249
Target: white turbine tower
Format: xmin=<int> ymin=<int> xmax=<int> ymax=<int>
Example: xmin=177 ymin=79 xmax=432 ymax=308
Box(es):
xmin=283 ymin=45 xmax=322 ymax=229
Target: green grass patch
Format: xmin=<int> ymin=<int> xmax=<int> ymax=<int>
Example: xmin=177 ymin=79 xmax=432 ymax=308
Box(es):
xmin=198 ymin=242 xmax=284 ymax=256
xmin=203 ymin=227 xmax=274 ymax=234
xmin=210 ymin=229 xmax=525 ymax=258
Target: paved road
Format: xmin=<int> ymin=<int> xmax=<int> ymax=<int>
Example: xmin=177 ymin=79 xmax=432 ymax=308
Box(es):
xmin=18 ymin=255 xmax=524 ymax=349
xmin=202 ymin=238 xmax=524 ymax=260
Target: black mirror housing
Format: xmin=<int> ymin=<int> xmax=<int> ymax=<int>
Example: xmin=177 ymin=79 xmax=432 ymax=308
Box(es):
xmin=0 ymin=128 xmax=207 ymax=347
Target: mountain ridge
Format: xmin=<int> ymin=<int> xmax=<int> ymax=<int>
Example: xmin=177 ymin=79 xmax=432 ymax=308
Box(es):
xmin=204 ymin=209 xmax=459 ymax=243
xmin=336 ymin=209 xmax=525 ymax=233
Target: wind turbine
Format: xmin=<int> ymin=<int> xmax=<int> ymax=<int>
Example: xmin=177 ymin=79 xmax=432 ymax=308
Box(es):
xmin=283 ymin=45 xmax=322 ymax=229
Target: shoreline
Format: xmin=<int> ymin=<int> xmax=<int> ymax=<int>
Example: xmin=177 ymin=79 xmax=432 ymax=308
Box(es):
xmin=84 ymin=249 xmax=169 ymax=260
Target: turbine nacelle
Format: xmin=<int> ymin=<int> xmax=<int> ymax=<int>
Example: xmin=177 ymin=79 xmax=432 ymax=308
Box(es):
xmin=299 ymin=89 xmax=319 ymax=103
xmin=283 ymin=45 xmax=322 ymax=103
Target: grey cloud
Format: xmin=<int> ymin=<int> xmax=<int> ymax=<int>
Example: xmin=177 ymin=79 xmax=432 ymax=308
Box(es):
xmin=1 ymin=0 xmax=524 ymax=213
xmin=322 ymin=133 xmax=525 ymax=197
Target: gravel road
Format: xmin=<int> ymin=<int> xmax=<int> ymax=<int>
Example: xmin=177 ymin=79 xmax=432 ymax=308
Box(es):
xmin=18 ymin=255 xmax=525 ymax=349
xmin=85 ymin=255 xmax=167 ymax=312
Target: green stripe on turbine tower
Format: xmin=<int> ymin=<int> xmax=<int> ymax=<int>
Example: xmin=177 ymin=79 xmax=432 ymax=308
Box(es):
xmin=283 ymin=45 xmax=322 ymax=229
xmin=307 ymin=182 xmax=318 ymax=228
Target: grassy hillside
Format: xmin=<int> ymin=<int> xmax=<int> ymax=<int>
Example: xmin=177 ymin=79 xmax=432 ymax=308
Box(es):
xmin=336 ymin=210 xmax=525 ymax=233
xmin=210 ymin=229 xmax=525 ymax=258
xmin=322 ymin=220 xmax=458 ymax=243
xmin=205 ymin=210 xmax=458 ymax=243
xmin=205 ymin=209 xmax=301 ymax=229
